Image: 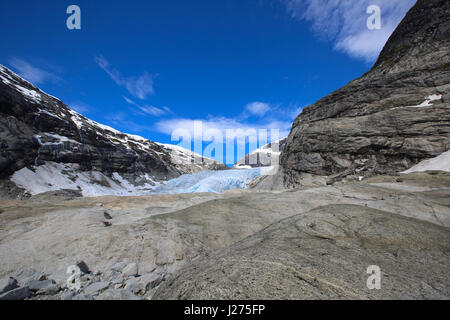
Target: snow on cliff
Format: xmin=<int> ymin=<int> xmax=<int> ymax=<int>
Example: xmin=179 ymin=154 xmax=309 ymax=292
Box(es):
xmin=402 ymin=151 xmax=450 ymax=174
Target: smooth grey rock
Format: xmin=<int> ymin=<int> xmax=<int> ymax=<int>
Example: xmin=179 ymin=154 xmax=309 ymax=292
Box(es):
xmin=124 ymin=278 xmax=140 ymax=294
xmin=111 ymin=277 xmax=124 ymax=285
xmin=122 ymin=263 xmax=139 ymax=277
xmin=28 ymin=279 xmax=60 ymax=295
xmin=104 ymin=270 xmax=121 ymax=282
xmin=0 ymin=286 xmax=31 ymax=300
xmin=84 ymin=281 xmax=110 ymax=296
xmin=110 ymin=262 xmax=127 ymax=272
xmin=16 ymin=269 xmax=46 ymax=286
xmin=139 ymin=274 xmax=163 ymax=291
xmin=1 ymin=170 xmax=449 ymax=301
xmin=155 ymin=204 xmax=450 ymax=300
xmin=0 ymin=277 xmax=19 ymax=295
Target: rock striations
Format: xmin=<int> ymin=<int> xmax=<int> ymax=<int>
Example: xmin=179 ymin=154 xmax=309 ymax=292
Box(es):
xmin=280 ymin=0 xmax=450 ymax=187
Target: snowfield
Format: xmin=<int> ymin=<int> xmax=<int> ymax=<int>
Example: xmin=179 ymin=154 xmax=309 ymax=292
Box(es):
xmin=11 ymin=162 xmax=160 ymax=197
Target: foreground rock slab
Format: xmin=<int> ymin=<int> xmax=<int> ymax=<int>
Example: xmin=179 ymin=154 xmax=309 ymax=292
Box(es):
xmin=154 ymin=204 xmax=450 ymax=300
xmin=0 ymin=172 xmax=448 ymax=300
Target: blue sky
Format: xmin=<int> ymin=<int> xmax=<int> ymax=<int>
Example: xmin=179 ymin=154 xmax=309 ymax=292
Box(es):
xmin=0 ymin=0 xmax=415 ymax=164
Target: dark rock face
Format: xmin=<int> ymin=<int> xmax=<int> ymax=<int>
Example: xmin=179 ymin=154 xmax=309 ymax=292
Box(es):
xmin=0 ymin=65 xmax=179 ymax=179
xmin=0 ymin=65 xmax=179 ymax=180
xmin=0 ymin=65 xmax=226 ymax=197
xmin=281 ymin=0 xmax=450 ymax=187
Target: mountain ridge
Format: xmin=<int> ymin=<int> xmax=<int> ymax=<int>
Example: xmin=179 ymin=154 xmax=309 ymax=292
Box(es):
xmin=0 ymin=65 xmax=226 ymax=198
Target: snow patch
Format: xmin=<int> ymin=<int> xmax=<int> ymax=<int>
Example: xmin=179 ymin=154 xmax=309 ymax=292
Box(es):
xmin=14 ymin=84 xmax=42 ymax=102
xmin=0 ymin=74 xmax=12 ymax=85
xmin=397 ymin=94 xmax=443 ymax=109
xmin=402 ymin=151 xmax=450 ymax=174
xmin=11 ymin=162 xmax=159 ymax=197
xmin=37 ymin=108 xmax=64 ymax=121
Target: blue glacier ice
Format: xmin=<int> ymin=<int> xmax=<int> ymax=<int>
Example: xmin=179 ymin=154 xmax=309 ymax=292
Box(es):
xmin=149 ymin=167 xmax=273 ymax=195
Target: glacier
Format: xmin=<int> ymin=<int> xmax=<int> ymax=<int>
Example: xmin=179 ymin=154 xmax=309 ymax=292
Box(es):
xmin=149 ymin=167 xmax=274 ymax=195
xmin=11 ymin=161 xmax=273 ymax=197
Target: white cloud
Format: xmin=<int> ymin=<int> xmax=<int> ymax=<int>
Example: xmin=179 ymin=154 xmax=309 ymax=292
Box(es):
xmin=8 ymin=58 xmax=60 ymax=84
xmin=155 ymin=101 xmax=303 ymax=143
xmin=155 ymin=116 xmax=292 ymax=144
xmin=123 ymin=96 xmax=171 ymax=117
xmin=282 ymin=0 xmax=416 ymax=62
xmin=244 ymin=102 xmax=271 ymax=117
xmin=154 ymin=101 xmax=303 ymax=144
xmin=95 ymin=55 xmax=155 ymax=99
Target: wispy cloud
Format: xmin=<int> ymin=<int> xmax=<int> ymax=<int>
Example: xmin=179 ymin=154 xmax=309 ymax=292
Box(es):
xmin=95 ymin=55 xmax=155 ymax=99
xmin=123 ymin=96 xmax=172 ymax=117
xmin=8 ymin=57 xmax=60 ymax=84
xmin=243 ymin=102 xmax=271 ymax=118
xmin=155 ymin=117 xmax=293 ymax=142
xmin=282 ymin=0 xmax=416 ymax=62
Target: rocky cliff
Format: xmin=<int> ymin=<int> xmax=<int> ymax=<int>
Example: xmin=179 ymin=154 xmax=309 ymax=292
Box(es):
xmin=281 ymin=0 xmax=450 ymax=187
xmin=0 ymin=65 xmax=226 ymax=198
xmin=233 ymin=138 xmax=286 ymax=169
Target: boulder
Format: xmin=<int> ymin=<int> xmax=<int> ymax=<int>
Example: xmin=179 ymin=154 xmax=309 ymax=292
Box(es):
xmin=122 ymin=263 xmax=139 ymax=277
xmin=83 ymin=281 xmax=110 ymax=296
xmin=28 ymin=279 xmax=60 ymax=295
xmin=110 ymin=262 xmax=127 ymax=273
xmin=0 ymin=286 xmax=31 ymax=300
xmin=0 ymin=277 xmax=19 ymax=295
xmin=75 ymin=261 xmax=90 ymax=274
xmin=16 ymin=269 xmax=46 ymax=286
xmin=138 ymin=274 xmax=163 ymax=291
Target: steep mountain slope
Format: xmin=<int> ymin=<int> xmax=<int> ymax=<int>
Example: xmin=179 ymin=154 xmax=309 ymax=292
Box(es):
xmin=0 ymin=65 xmax=226 ymax=198
xmin=280 ymin=0 xmax=450 ymax=187
xmin=233 ymin=138 xmax=286 ymax=169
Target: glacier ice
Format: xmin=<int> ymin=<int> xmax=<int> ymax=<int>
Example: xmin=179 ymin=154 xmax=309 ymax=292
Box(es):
xmin=149 ymin=167 xmax=273 ymax=195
